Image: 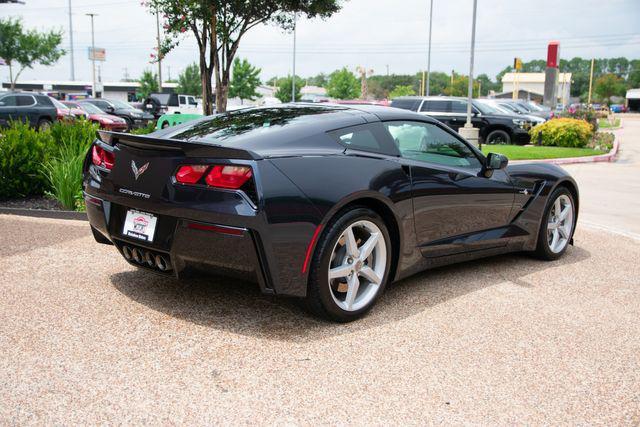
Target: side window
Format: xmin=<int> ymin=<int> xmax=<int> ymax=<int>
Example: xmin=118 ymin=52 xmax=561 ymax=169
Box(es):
xmin=179 ymin=95 xmax=186 ymax=105
xmin=329 ymin=123 xmax=399 ymax=156
xmin=420 ymin=100 xmax=450 ymax=113
xmin=37 ymin=96 xmax=54 ymax=107
xmin=450 ymin=100 xmax=468 ymax=113
xmin=188 ymin=97 xmax=197 ymax=105
xmin=384 ymin=121 xmax=482 ymax=169
xmin=16 ymin=95 xmax=36 ymax=106
xmin=94 ymin=101 xmax=110 ymax=110
xmin=0 ymin=95 xmax=17 ymax=106
xmin=390 ymin=99 xmax=420 ymax=111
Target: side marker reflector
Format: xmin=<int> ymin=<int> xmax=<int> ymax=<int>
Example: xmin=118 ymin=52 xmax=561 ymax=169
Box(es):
xmin=302 ymin=224 xmax=323 ymax=274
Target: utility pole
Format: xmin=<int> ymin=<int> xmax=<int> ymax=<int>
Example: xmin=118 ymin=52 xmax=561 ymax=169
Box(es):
xmin=459 ymin=0 xmax=479 ymax=147
xmin=86 ymin=13 xmax=97 ymax=97
xmin=386 ymin=64 xmax=389 ymax=76
xmin=292 ymin=12 xmax=297 ymax=103
xmin=587 ymin=58 xmax=595 ymax=105
xmin=426 ymin=0 xmax=433 ymax=96
xmin=68 ymin=0 xmax=75 ymax=80
xmin=155 ymin=7 xmax=162 ymax=91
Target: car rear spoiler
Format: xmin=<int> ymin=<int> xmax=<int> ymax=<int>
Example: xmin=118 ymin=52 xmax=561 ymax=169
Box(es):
xmin=96 ymin=130 xmax=261 ymax=160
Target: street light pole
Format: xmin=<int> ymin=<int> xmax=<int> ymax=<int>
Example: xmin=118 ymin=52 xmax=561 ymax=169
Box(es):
xmin=426 ymin=0 xmax=433 ymax=96
xmin=458 ymin=0 xmax=479 ymax=147
xmin=68 ymin=0 xmax=75 ymax=80
xmin=86 ymin=13 xmax=97 ymax=98
xmin=292 ymin=12 xmax=297 ymax=103
xmin=155 ymin=7 xmax=162 ymax=91
xmin=465 ymin=0 xmax=477 ymax=127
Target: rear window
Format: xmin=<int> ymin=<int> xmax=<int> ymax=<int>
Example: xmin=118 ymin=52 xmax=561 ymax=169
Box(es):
xmin=0 ymin=95 xmax=17 ymax=106
xmin=168 ymin=106 xmax=347 ymax=142
xmin=420 ymin=100 xmax=450 ymax=112
xmin=390 ymin=99 xmax=420 ymax=111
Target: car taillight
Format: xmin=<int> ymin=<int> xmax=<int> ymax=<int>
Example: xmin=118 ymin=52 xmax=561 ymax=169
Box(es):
xmin=205 ymin=165 xmax=252 ymax=189
xmin=92 ymin=145 xmax=115 ymax=170
xmin=174 ymin=164 xmax=252 ymax=189
xmin=175 ymin=165 xmax=208 ymax=184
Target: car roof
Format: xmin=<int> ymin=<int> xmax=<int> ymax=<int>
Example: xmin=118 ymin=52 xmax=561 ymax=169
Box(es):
xmin=155 ymin=103 xmax=440 ymax=157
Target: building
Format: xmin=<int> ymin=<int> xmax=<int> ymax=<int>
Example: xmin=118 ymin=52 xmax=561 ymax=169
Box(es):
xmin=500 ymin=72 xmax=572 ymax=105
xmin=1 ymin=80 xmax=177 ymax=101
xmin=626 ymin=88 xmax=640 ymax=112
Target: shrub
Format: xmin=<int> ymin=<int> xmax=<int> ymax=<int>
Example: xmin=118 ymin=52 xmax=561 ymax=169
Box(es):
xmin=130 ymin=121 xmax=157 ymax=135
xmin=590 ymin=131 xmax=615 ymax=152
xmin=529 ymin=118 xmax=593 ymax=148
xmin=49 ymin=119 xmax=98 ymax=157
xmin=0 ymin=121 xmax=55 ymax=199
xmin=42 ymin=141 xmax=87 ymax=210
xmin=561 ymin=108 xmax=598 ymax=131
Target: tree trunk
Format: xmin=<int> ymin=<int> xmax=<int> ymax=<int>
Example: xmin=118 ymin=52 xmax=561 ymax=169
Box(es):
xmin=9 ymin=63 xmax=14 ymax=90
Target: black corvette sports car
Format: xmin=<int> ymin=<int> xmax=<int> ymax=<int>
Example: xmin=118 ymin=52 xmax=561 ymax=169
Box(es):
xmin=84 ymin=104 xmax=578 ymax=321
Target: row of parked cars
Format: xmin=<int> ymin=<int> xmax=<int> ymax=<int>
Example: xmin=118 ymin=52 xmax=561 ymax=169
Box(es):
xmin=390 ymin=96 xmax=551 ymax=145
xmin=0 ymin=91 xmax=154 ymax=132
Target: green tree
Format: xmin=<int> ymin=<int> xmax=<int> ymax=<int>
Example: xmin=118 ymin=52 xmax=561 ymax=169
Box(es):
xmin=176 ymin=63 xmax=202 ymax=96
xmin=388 ymin=84 xmax=415 ymax=99
xmin=274 ymin=76 xmax=303 ymax=103
xmin=148 ymin=0 xmax=341 ymax=115
xmin=138 ymin=70 xmax=159 ymax=99
xmin=628 ymin=59 xmax=640 ymax=89
xmin=306 ymin=72 xmax=328 ymax=87
xmin=594 ymin=73 xmax=626 ymax=102
xmin=229 ymin=57 xmax=261 ymax=104
xmin=326 ymin=67 xmax=360 ymax=99
xmin=0 ymin=18 xmax=65 ymax=90
xmin=443 ymin=72 xmax=479 ymax=97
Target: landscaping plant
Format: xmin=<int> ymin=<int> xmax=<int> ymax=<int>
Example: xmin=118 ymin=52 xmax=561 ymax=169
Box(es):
xmin=0 ymin=121 xmax=54 ymax=199
xmin=529 ymin=118 xmax=594 ymax=148
xmin=42 ymin=141 xmax=87 ymax=210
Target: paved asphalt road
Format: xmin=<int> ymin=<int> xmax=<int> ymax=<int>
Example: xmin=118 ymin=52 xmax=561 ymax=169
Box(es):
xmin=1 ymin=119 xmax=639 ymax=424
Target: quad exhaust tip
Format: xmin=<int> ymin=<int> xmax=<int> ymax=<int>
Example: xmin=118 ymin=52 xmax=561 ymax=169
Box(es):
xmin=121 ymin=245 xmax=172 ymax=272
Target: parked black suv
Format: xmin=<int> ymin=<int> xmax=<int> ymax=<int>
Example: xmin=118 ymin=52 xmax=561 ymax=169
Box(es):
xmin=390 ymin=96 xmax=533 ymax=145
xmin=83 ymin=98 xmax=154 ymax=131
xmin=0 ymin=92 xmax=57 ymax=130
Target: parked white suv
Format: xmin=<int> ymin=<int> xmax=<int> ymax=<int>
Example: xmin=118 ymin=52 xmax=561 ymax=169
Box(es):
xmin=144 ymin=93 xmax=202 ymax=118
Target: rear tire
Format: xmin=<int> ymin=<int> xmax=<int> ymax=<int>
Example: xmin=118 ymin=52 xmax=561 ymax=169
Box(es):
xmin=37 ymin=118 xmax=52 ymax=131
xmin=304 ymin=207 xmax=392 ymax=322
xmin=486 ymin=129 xmax=511 ymax=145
xmin=533 ymin=187 xmax=576 ymax=260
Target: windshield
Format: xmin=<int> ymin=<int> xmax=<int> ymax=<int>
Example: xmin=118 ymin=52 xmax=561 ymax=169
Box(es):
xmin=474 ymin=101 xmax=503 ymax=115
xmin=110 ymin=99 xmax=135 ymax=109
xmin=79 ymin=102 xmax=105 ymax=114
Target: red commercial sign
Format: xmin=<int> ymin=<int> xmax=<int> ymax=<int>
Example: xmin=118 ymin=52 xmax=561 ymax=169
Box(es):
xmin=547 ymin=41 xmax=560 ymax=68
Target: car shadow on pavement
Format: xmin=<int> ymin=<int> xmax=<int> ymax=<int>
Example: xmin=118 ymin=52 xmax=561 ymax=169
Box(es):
xmin=111 ymin=245 xmax=590 ymax=342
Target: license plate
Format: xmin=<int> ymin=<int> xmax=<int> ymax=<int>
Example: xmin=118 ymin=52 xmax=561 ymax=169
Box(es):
xmin=122 ymin=209 xmax=157 ymax=242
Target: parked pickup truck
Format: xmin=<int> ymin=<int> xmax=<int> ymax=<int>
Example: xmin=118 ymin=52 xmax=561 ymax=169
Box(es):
xmin=144 ymin=93 xmax=202 ymax=118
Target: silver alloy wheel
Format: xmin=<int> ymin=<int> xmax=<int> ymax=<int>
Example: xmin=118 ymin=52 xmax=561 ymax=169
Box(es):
xmin=328 ymin=220 xmax=387 ymax=312
xmin=547 ymin=194 xmax=574 ymax=253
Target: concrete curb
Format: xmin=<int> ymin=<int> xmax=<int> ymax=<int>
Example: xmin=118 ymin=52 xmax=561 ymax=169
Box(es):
xmin=0 ymin=207 xmax=87 ymax=221
xmin=511 ymin=138 xmax=619 ymax=165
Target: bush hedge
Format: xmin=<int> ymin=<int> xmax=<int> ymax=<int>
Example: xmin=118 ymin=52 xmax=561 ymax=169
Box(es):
xmin=529 ymin=118 xmax=594 ymax=148
xmin=0 ymin=120 xmax=98 ymax=206
xmin=0 ymin=121 xmax=55 ymax=198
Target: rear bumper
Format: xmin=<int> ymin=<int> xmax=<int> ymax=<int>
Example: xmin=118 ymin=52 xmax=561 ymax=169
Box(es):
xmin=85 ymin=192 xmax=274 ymax=294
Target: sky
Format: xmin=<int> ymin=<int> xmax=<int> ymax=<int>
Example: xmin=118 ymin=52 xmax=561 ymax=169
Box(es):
xmin=1 ymin=0 xmax=640 ymax=85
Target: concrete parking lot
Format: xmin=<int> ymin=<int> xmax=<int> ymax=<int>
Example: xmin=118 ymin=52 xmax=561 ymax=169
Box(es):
xmin=1 ymin=119 xmax=639 ymax=424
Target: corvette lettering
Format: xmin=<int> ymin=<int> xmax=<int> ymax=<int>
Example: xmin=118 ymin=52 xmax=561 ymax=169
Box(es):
xmin=118 ymin=188 xmax=150 ymax=199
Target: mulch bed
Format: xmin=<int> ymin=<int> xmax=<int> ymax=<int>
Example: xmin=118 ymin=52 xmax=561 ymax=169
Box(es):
xmin=0 ymin=196 xmax=64 ymax=211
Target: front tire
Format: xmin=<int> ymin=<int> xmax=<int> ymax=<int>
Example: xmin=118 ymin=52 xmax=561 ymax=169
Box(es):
xmin=486 ymin=129 xmax=511 ymax=145
xmin=304 ymin=208 xmax=392 ymax=322
xmin=533 ymin=187 xmax=576 ymax=260
xmin=37 ymin=118 xmax=52 ymax=131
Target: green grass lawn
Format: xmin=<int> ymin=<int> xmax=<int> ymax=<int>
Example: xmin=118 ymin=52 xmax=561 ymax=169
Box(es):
xmin=598 ymin=118 xmax=621 ymax=128
xmin=481 ymin=144 xmax=606 ymax=160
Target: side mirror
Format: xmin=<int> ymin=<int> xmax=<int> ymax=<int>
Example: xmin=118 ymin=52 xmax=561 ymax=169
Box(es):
xmin=106 ymin=106 xmax=115 ymax=113
xmin=486 ymin=152 xmax=508 ymax=170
